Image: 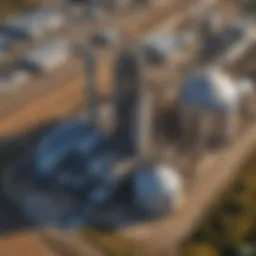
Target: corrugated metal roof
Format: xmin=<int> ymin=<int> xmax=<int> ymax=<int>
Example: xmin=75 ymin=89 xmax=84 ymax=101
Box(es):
xmin=179 ymin=69 xmax=239 ymax=113
xmin=5 ymin=9 xmax=65 ymax=40
xmin=143 ymin=33 xmax=174 ymax=51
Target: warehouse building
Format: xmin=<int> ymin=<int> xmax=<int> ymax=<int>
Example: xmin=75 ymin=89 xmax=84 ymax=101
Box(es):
xmin=20 ymin=39 xmax=71 ymax=73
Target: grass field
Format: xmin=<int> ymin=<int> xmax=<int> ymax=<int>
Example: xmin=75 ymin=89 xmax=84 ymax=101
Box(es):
xmin=182 ymin=152 xmax=256 ymax=255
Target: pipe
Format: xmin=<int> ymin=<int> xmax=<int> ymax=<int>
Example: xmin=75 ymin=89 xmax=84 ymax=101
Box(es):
xmin=84 ymin=46 xmax=98 ymax=125
xmin=135 ymin=49 xmax=155 ymax=157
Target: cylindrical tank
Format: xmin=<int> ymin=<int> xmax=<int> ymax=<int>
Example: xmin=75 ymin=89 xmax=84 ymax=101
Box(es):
xmin=179 ymin=69 xmax=239 ymax=144
xmin=141 ymin=33 xmax=174 ymax=64
xmin=90 ymin=29 xmax=119 ymax=47
xmin=133 ymin=164 xmax=183 ymax=216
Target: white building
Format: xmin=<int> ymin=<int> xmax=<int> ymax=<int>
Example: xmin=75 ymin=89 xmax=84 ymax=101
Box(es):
xmin=21 ymin=39 xmax=70 ymax=73
xmin=141 ymin=32 xmax=195 ymax=64
xmin=5 ymin=9 xmax=65 ymax=40
xmin=90 ymin=29 xmax=119 ymax=46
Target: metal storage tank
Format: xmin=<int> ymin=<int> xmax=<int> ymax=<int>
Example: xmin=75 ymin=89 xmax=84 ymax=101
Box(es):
xmin=141 ymin=33 xmax=173 ymax=64
xmin=179 ymin=68 xmax=240 ymax=146
xmin=21 ymin=39 xmax=70 ymax=73
xmin=133 ymin=164 xmax=183 ymax=216
xmin=141 ymin=33 xmax=184 ymax=64
xmin=90 ymin=29 xmax=119 ymax=46
xmin=179 ymin=69 xmax=239 ymax=113
xmin=5 ymin=9 xmax=65 ymax=40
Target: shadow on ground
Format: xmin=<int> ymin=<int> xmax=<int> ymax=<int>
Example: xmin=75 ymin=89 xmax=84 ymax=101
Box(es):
xmin=0 ymin=120 xmax=59 ymax=236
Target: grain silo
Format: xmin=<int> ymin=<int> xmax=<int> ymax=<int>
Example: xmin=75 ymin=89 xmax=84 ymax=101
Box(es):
xmin=90 ymin=29 xmax=119 ymax=47
xmin=132 ymin=164 xmax=183 ymax=217
xmin=179 ymin=68 xmax=240 ymax=148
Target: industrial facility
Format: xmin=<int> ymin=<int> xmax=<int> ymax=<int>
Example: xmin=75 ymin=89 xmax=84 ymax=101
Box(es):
xmin=0 ymin=0 xmax=255 ymax=255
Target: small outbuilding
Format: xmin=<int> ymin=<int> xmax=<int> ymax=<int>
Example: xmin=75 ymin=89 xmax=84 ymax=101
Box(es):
xmin=90 ymin=29 xmax=119 ymax=47
xmin=4 ymin=9 xmax=65 ymax=41
xmin=21 ymin=39 xmax=70 ymax=73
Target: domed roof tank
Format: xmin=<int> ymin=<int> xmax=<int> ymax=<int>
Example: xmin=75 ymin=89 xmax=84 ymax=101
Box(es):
xmin=179 ymin=69 xmax=239 ymax=113
xmin=200 ymin=10 xmax=222 ymax=36
xmin=141 ymin=33 xmax=176 ymax=64
xmin=133 ymin=164 xmax=183 ymax=216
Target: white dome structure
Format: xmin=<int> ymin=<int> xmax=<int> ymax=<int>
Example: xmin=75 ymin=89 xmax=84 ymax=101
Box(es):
xmin=141 ymin=33 xmax=179 ymax=63
xmin=179 ymin=69 xmax=239 ymax=113
xmin=133 ymin=164 xmax=183 ymax=216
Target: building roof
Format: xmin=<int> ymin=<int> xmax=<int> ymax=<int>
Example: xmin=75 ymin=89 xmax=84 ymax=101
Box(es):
xmin=90 ymin=29 xmax=118 ymax=46
xmin=179 ymin=69 xmax=239 ymax=113
xmin=5 ymin=9 xmax=65 ymax=40
xmin=142 ymin=33 xmax=178 ymax=54
xmin=22 ymin=39 xmax=70 ymax=72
